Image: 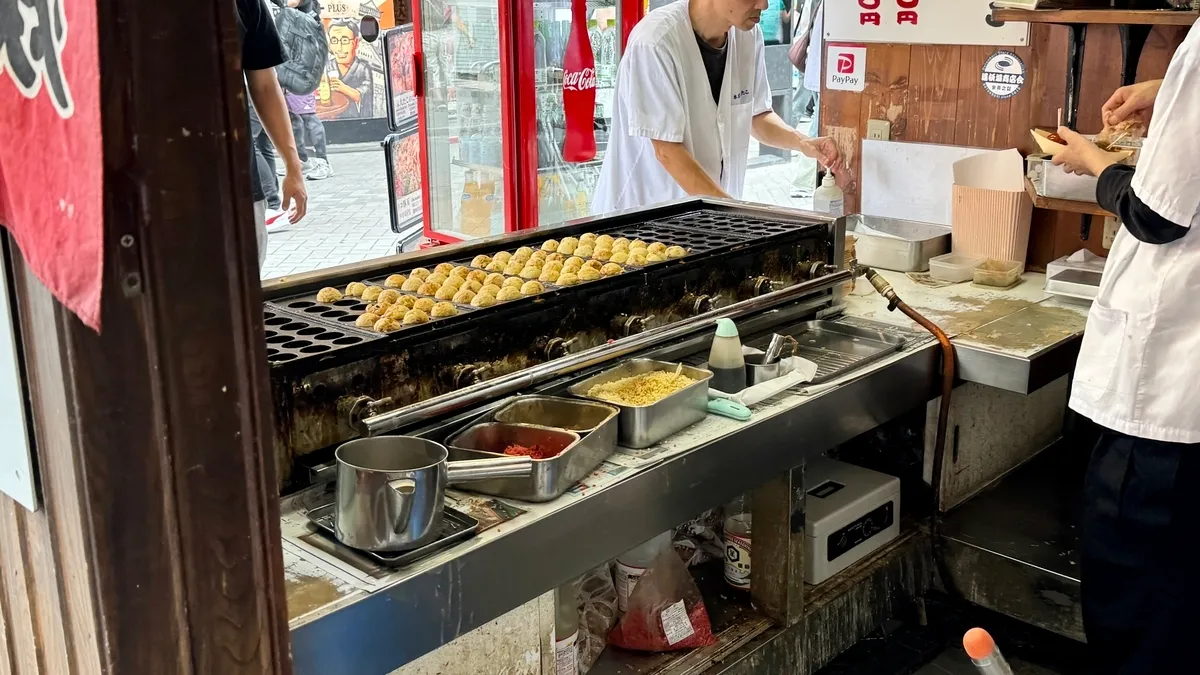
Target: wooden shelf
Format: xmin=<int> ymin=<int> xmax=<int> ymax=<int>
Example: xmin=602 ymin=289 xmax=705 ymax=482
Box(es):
xmin=991 ymin=8 xmax=1200 ymax=26
xmin=1025 ymin=178 xmax=1114 ymax=217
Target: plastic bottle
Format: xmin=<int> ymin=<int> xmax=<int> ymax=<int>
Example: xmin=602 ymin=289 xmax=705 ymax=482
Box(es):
xmin=963 ymin=628 xmax=1014 ymax=675
xmin=813 ymin=172 xmax=844 ymax=217
xmin=723 ymin=494 xmax=752 ymax=591
xmin=554 ymin=578 xmax=581 ymax=675
xmin=614 ymin=531 xmax=672 ymax=612
xmin=708 ymin=318 xmax=747 ymax=394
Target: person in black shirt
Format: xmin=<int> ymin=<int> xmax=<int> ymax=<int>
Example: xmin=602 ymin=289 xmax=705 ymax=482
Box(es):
xmin=237 ymin=0 xmax=307 ymax=266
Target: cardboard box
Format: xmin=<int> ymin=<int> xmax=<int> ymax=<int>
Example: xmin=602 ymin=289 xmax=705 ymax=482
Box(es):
xmin=952 ymin=149 xmax=1033 ymax=264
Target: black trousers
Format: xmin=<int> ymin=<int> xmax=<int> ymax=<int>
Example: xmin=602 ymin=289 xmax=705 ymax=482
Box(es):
xmin=1081 ymin=426 xmax=1200 ymax=674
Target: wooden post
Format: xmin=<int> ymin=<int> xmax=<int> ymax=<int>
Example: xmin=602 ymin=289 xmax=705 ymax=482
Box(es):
xmin=0 ymin=0 xmax=289 ymax=673
xmin=750 ymin=465 xmax=807 ymax=627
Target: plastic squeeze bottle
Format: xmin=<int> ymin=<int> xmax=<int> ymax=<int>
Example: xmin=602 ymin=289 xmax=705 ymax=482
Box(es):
xmin=614 ymin=531 xmax=672 ymax=612
xmin=813 ymin=171 xmax=845 ymax=217
xmin=709 ymin=318 xmax=747 ymax=394
xmin=963 ymin=628 xmax=1014 ymax=675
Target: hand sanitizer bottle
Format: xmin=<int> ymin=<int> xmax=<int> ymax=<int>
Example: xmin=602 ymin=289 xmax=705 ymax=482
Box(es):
xmin=813 ymin=172 xmax=844 ymax=217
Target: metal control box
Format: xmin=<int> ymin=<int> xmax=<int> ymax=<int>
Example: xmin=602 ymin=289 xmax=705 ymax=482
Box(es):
xmin=804 ymin=457 xmax=901 ymax=585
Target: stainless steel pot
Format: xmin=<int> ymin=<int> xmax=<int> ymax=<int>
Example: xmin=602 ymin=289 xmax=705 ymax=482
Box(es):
xmin=334 ymin=436 xmax=532 ymax=552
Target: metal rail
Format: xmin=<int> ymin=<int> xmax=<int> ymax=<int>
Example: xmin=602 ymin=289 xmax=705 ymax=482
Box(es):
xmin=358 ymin=267 xmax=854 ymax=435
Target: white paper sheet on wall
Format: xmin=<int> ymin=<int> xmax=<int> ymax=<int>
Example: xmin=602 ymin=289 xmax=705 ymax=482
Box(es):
xmin=859 ymin=140 xmax=992 ymax=226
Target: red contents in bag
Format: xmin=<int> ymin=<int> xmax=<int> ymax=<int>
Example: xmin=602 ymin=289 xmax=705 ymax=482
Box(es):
xmin=502 ymin=443 xmax=557 ymax=459
xmin=608 ymin=550 xmax=717 ymax=652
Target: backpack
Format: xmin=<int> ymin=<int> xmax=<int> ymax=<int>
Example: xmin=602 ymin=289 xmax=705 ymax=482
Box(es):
xmin=269 ymin=1 xmax=329 ymax=95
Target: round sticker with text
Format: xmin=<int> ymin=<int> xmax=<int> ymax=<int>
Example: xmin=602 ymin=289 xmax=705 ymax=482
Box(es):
xmin=980 ymin=51 xmax=1026 ymax=100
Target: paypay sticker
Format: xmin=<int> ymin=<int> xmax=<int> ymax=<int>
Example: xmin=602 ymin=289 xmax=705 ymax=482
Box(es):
xmin=826 ymin=44 xmax=867 ymax=93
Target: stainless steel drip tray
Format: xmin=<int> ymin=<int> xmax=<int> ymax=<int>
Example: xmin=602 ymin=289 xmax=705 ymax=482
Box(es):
xmin=748 ymin=320 xmax=906 ymax=385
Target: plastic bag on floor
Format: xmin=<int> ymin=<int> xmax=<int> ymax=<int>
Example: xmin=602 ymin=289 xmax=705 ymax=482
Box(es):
xmin=608 ymin=549 xmax=716 ymax=652
xmin=673 ymin=510 xmax=725 ymax=568
xmin=576 ymin=564 xmax=618 ymax=673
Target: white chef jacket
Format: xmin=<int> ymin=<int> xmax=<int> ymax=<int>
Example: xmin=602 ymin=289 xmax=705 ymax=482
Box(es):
xmin=591 ymin=0 xmax=774 ymax=215
xmin=1069 ymin=22 xmax=1200 ymax=444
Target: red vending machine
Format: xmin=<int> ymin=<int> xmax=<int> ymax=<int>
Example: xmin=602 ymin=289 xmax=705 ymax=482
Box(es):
xmin=413 ymin=0 xmax=647 ymax=245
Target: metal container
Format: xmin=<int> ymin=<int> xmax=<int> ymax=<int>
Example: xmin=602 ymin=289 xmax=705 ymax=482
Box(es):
xmin=493 ymin=396 xmax=618 ymax=434
xmin=567 ymin=359 xmax=712 ymax=449
xmin=846 ymin=214 xmax=951 ymax=273
xmin=446 ymin=419 xmax=610 ymax=502
xmin=334 ymin=436 xmax=532 ymax=552
xmin=745 ymin=353 xmax=784 ymax=387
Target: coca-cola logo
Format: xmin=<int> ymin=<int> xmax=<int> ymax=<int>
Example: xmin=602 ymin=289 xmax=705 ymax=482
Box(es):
xmin=563 ymin=67 xmax=597 ymax=91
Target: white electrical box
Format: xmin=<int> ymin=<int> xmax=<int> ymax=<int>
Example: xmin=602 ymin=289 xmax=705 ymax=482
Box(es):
xmin=804 ymin=457 xmax=900 ymax=585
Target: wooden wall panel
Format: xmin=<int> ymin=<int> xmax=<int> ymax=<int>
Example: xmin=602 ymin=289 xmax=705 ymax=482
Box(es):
xmin=821 ymin=24 xmax=1187 ymax=269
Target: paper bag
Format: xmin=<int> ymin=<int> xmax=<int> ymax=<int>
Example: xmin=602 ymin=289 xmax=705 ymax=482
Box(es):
xmin=951 ymin=149 xmax=1033 ymax=264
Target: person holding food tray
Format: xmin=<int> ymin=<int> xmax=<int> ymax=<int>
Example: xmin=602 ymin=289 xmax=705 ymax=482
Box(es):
xmin=1050 ymin=21 xmax=1200 ymax=675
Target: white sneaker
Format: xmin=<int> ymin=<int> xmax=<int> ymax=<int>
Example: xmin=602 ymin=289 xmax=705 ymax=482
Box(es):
xmin=264 ymin=208 xmax=289 ymax=233
xmin=305 ymin=158 xmax=334 ymax=181
xmin=300 ymin=158 xmax=317 ymax=174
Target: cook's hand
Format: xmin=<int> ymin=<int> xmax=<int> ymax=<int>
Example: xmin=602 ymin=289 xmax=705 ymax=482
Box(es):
xmin=1101 ymin=79 xmax=1161 ymax=128
xmin=801 ymin=136 xmax=844 ymax=175
xmin=1050 ymin=126 xmax=1117 ymax=178
xmin=281 ymin=169 xmax=308 ymax=224
xmin=329 ymin=78 xmax=352 ymax=95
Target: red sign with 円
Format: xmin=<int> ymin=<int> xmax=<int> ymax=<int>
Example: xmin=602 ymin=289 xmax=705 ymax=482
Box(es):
xmin=858 ymin=0 xmax=919 ymax=26
xmin=561 ymin=0 xmax=597 ymax=163
xmin=0 ymin=0 xmax=103 ymax=331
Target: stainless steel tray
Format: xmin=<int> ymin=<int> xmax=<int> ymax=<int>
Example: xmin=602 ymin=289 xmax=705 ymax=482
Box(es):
xmin=567 ymin=359 xmax=712 ymax=449
xmin=305 ymin=502 xmax=478 ymax=567
xmin=1045 ymin=268 xmax=1100 ymax=303
xmin=846 ymin=214 xmax=951 ymax=273
xmin=752 ymin=321 xmax=905 ymax=385
xmin=444 ymin=404 xmax=617 ymax=502
xmin=493 ymin=396 xmax=616 ymax=434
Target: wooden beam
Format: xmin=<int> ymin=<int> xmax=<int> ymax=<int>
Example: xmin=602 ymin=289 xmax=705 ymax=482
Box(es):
xmin=992 ymin=8 xmax=1199 ymax=26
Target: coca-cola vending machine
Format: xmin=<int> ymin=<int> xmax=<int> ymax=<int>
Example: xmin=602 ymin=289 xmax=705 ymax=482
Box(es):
xmin=412 ymin=0 xmax=645 ymax=244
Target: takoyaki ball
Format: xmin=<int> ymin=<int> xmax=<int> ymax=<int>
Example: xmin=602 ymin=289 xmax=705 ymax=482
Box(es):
xmin=647 ymin=251 xmax=667 ymax=263
xmin=511 ymin=252 xmax=531 ymax=266
xmin=666 ymin=245 xmax=687 ymax=259
xmin=538 ymin=269 xmax=560 ymax=284
xmin=410 ymin=267 xmax=432 ymax=280
xmin=452 ymin=289 xmax=476 ymax=305
xmin=503 ymin=261 xmax=525 ymax=276
xmin=575 ymin=244 xmax=595 ymax=259
xmin=514 ymin=246 xmax=535 ymax=259
xmin=401 ymin=277 xmax=424 ymax=292
xmin=412 ymin=297 xmax=435 ymax=313
xmin=480 ymin=284 xmax=502 ymax=298
xmin=544 ymin=260 xmax=564 ymax=274
xmin=471 ymin=293 xmax=498 ymax=308
xmin=610 ymin=250 xmax=630 ymax=265
xmin=485 ymin=260 xmax=507 ymax=273
xmin=355 ymin=313 xmax=380 ymax=328
xmin=401 ymin=309 xmax=430 ymax=326
xmin=426 ymin=272 xmax=449 ymax=286
xmin=628 ymin=250 xmax=649 ymax=266
xmin=364 ymin=302 xmax=387 ymax=316
xmin=377 ymin=289 xmax=402 ymax=306
xmin=601 ymin=263 xmax=623 ymax=277
xmin=451 ymin=266 xmax=471 ymax=280
xmin=492 ymin=251 xmax=513 ymax=265
xmin=541 ymin=239 xmax=559 ymax=252
xmin=503 ymin=276 xmax=524 ymax=289
xmin=592 ymin=247 xmax=613 ymax=262
xmin=611 ymin=237 xmax=631 ymax=251
xmin=484 ymin=272 xmax=506 ymax=287
xmin=417 ymin=282 xmax=441 ymax=296
xmin=470 ymin=255 xmax=492 ymax=269
xmin=578 ymin=266 xmax=602 ymax=282
xmin=595 ymin=234 xmax=614 ymax=248
xmin=383 ymin=304 xmax=409 ymax=321
xmin=316 ymin=287 xmax=343 ymax=303
xmin=431 ymin=302 xmax=458 ymax=318
xmin=582 ymin=259 xmax=603 ymax=271
xmin=467 ymin=269 xmax=488 ymax=284
xmin=647 ymin=242 xmax=668 ymax=255
xmin=546 ymin=252 xmax=565 ymax=263
xmin=556 ymin=272 xmax=580 ymax=286
xmin=557 ymin=240 xmax=578 ymax=255
xmin=441 ymin=275 xmax=464 ymax=290
xmin=434 ymin=262 xmax=455 ymax=276
xmin=384 ymin=274 xmax=407 ymax=288
xmin=393 ymin=295 xmax=417 ymax=310
xmin=530 ymin=250 xmax=547 ymax=262
xmin=496 ymin=286 xmax=523 ymax=302
xmin=520 ymin=280 xmax=544 ymax=296
xmin=579 ymin=232 xmax=597 ymax=244
xmin=519 ymin=266 xmax=542 ymax=280
xmin=629 ymin=239 xmax=648 ymax=250
xmin=560 ymin=236 xmax=580 ymax=248
xmin=361 ymin=285 xmax=383 ymax=302
xmin=463 ymin=279 xmax=483 ymax=293
xmin=434 ymin=285 xmax=457 ymax=301
xmin=345 ymin=281 xmax=367 ymax=298
xmin=563 ymin=257 xmax=584 ymax=272
xmin=374 ymin=317 xmax=402 ymax=333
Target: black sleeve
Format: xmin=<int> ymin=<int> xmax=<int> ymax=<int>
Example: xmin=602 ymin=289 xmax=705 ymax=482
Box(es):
xmin=1096 ymin=164 xmax=1189 ymax=245
xmin=238 ymin=0 xmax=287 ymax=72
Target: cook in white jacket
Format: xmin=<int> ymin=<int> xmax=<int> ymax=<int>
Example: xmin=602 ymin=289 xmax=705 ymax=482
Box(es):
xmin=1052 ymin=21 xmax=1200 ymax=675
xmin=592 ymin=0 xmax=842 ymax=215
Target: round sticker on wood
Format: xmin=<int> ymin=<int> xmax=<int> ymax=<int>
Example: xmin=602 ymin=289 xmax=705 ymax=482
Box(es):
xmin=980 ymin=51 xmax=1026 ymax=99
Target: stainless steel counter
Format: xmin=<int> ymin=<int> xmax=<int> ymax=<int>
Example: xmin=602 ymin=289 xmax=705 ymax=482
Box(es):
xmin=284 ymin=317 xmax=938 ymax=675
